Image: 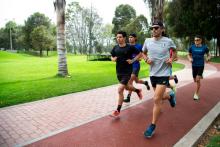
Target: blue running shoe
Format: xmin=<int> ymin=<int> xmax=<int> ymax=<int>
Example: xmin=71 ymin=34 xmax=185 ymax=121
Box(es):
xmin=144 ymin=124 xmax=156 ymax=138
xmin=169 ymin=90 xmax=176 ymax=107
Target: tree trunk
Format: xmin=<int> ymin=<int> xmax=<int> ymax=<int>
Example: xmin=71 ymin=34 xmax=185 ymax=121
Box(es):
xmin=217 ymin=36 xmax=220 ymax=57
xmin=54 ymin=0 xmax=69 ymax=77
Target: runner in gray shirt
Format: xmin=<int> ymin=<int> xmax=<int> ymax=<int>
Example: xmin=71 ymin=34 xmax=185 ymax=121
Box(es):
xmin=142 ymin=21 xmax=177 ymax=138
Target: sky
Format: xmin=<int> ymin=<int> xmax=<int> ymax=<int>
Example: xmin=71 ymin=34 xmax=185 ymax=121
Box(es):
xmin=0 ymin=0 xmax=150 ymax=27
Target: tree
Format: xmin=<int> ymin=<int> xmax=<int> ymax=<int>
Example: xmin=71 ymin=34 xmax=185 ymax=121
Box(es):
xmin=30 ymin=26 xmax=54 ymax=56
xmin=123 ymin=15 xmax=150 ymax=43
xmin=112 ymin=4 xmax=136 ymax=34
xmin=66 ymin=2 xmax=102 ymax=54
xmin=165 ymin=0 xmax=220 ymax=55
xmin=0 ymin=28 xmax=8 ymax=50
xmin=23 ymin=12 xmax=51 ymax=50
xmin=143 ymin=0 xmax=165 ymax=22
xmin=98 ymin=24 xmax=114 ymax=53
xmin=54 ymin=0 xmax=69 ymax=77
xmin=5 ymin=21 xmax=17 ymax=50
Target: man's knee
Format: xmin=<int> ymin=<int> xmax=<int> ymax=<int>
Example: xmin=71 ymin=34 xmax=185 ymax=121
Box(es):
xmin=118 ymin=86 xmax=124 ymax=94
xmin=153 ymin=96 xmax=162 ymax=104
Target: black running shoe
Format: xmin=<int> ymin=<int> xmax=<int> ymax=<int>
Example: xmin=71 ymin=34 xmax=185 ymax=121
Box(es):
xmin=144 ymin=81 xmax=150 ymax=90
xmin=174 ymin=75 xmax=178 ymax=84
xmin=124 ymin=94 xmax=131 ymax=103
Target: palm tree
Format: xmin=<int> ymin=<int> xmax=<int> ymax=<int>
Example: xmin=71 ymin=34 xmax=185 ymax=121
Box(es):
xmin=54 ymin=0 xmax=69 ymax=77
xmin=144 ymin=0 xmax=165 ymax=22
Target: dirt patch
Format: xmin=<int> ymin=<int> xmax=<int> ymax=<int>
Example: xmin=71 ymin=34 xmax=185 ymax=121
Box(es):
xmin=195 ymin=114 xmax=220 ymax=147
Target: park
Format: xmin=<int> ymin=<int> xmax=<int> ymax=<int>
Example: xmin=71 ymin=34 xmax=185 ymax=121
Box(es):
xmin=0 ymin=0 xmax=219 ymax=147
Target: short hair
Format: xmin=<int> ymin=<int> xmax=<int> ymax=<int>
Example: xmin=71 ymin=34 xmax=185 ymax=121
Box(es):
xmin=129 ymin=33 xmax=137 ymax=38
xmin=116 ymin=31 xmax=127 ymax=38
xmin=195 ymin=35 xmax=202 ymax=39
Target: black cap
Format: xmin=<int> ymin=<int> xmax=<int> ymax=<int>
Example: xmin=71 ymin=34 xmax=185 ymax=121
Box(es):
xmin=151 ymin=21 xmax=164 ymax=28
xmin=129 ymin=33 xmax=137 ymax=37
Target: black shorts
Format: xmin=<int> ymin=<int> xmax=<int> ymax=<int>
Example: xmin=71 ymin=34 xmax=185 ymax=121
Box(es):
xmin=150 ymin=76 xmax=170 ymax=88
xmin=117 ymin=74 xmax=131 ymax=85
xmin=132 ymin=66 xmax=140 ymax=77
xmin=192 ymin=66 xmax=204 ymax=79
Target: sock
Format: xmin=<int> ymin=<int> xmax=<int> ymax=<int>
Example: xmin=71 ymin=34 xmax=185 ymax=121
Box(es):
xmin=117 ymin=105 xmax=122 ymax=112
xmin=144 ymin=81 xmax=148 ymax=85
xmin=127 ymin=93 xmax=131 ymax=98
xmin=151 ymin=123 xmax=156 ymax=128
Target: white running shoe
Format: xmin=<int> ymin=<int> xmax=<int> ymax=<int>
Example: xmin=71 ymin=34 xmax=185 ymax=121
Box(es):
xmin=193 ymin=93 xmax=199 ymax=100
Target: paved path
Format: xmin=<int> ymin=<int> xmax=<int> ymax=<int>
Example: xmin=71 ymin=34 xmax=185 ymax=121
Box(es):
xmin=0 ymin=60 xmax=219 ymax=147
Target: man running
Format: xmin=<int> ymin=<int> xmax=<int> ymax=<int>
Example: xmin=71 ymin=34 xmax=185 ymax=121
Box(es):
xmin=110 ymin=31 xmax=143 ymax=117
xmin=142 ymin=21 xmax=177 ymax=138
xmin=187 ymin=35 xmax=210 ymax=100
xmin=124 ymin=33 xmax=150 ymax=103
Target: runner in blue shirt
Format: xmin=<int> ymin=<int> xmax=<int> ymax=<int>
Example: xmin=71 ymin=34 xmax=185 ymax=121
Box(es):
xmin=123 ymin=33 xmax=150 ymax=103
xmin=187 ymin=35 xmax=210 ymax=100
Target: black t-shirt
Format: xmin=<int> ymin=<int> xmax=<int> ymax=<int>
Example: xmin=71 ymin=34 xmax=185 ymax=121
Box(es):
xmin=111 ymin=44 xmax=140 ymax=75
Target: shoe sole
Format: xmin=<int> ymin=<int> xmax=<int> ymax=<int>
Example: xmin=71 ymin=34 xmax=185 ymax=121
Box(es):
xmin=109 ymin=114 xmax=120 ymax=117
xmin=144 ymin=131 xmax=155 ymax=138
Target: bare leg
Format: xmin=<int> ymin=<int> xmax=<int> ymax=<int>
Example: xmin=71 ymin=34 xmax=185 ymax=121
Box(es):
xmin=152 ymin=85 xmax=166 ymax=124
xmin=118 ymin=84 xmax=126 ymax=105
xmin=195 ymin=76 xmax=201 ymax=95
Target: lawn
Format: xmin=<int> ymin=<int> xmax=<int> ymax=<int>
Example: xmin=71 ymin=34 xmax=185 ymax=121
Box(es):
xmin=0 ymin=51 xmax=185 ymax=108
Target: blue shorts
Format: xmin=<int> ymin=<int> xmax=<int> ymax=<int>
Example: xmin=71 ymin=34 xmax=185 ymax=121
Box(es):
xmin=132 ymin=66 xmax=140 ymax=77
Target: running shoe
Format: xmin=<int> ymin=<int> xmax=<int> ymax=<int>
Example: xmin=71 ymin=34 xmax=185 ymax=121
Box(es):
xmin=144 ymin=81 xmax=150 ymax=90
xmin=144 ymin=124 xmax=156 ymax=138
xmin=136 ymin=89 xmax=143 ymax=100
xmin=110 ymin=110 xmax=120 ymax=117
xmin=123 ymin=98 xmax=130 ymax=103
xmin=169 ymin=90 xmax=176 ymax=107
xmin=193 ymin=93 xmax=199 ymax=100
xmin=124 ymin=94 xmax=131 ymax=103
xmin=174 ymin=75 xmax=178 ymax=84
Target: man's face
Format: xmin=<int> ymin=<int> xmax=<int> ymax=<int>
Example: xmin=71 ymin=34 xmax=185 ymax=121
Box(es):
xmin=194 ymin=37 xmax=202 ymax=46
xmin=116 ymin=34 xmax=126 ymax=44
xmin=129 ymin=36 xmax=136 ymax=44
xmin=151 ymin=25 xmax=163 ymax=37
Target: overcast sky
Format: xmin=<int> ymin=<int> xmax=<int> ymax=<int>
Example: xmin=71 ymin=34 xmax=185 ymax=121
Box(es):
xmin=0 ymin=0 xmax=150 ymax=27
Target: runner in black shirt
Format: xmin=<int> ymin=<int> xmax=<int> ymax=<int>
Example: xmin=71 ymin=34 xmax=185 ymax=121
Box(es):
xmin=110 ymin=31 xmax=143 ymax=117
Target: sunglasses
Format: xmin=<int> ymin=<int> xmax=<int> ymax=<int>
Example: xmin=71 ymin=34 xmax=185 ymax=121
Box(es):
xmin=151 ymin=27 xmax=160 ymax=30
xmin=194 ymin=39 xmax=201 ymax=41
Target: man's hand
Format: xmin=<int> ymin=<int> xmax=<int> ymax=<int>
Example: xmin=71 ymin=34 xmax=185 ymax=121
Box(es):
xmin=166 ymin=58 xmax=172 ymax=66
xmin=206 ymin=56 xmax=211 ymax=63
xmin=111 ymin=57 xmax=117 ymax=62
xmin=126 ymin=59 xmax=133 ymax=64
xmin=189 ymin=58 xmax=193 ymax=63
xmin=145 ymin=58 xmax=152 ymax=65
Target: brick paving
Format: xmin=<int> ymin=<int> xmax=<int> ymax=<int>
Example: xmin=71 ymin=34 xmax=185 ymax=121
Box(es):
xmin=0 ymin=60 xmax=217 ymax=147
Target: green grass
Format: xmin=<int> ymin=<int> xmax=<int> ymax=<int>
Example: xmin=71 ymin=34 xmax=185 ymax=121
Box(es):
xmin=211 ymin=57 xmax=220 ymax=63
xmin=206 ymin=135 xmax=220 ymax=147
xmin=0 ymin=51 xmax=184 ymax=108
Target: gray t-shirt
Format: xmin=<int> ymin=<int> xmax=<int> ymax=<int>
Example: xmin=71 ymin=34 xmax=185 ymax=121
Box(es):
xmin=142 ymin=37 xmax=176 ymax=77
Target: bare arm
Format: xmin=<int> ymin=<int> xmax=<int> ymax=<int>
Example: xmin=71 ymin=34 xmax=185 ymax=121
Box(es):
xmin=126 ymin=52 xmax=142 ymax=64
xmin=206 ymin=53 xmax=211 ymax=62
xmin=187 ymin=53 xmax=193 ymax=63
xmin=142 ymin=50 xmax=152 ymax=65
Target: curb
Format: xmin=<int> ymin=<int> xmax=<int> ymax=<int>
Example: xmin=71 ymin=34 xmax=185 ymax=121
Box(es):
xmin=174 ymin=101 xmax=220 ymax=147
